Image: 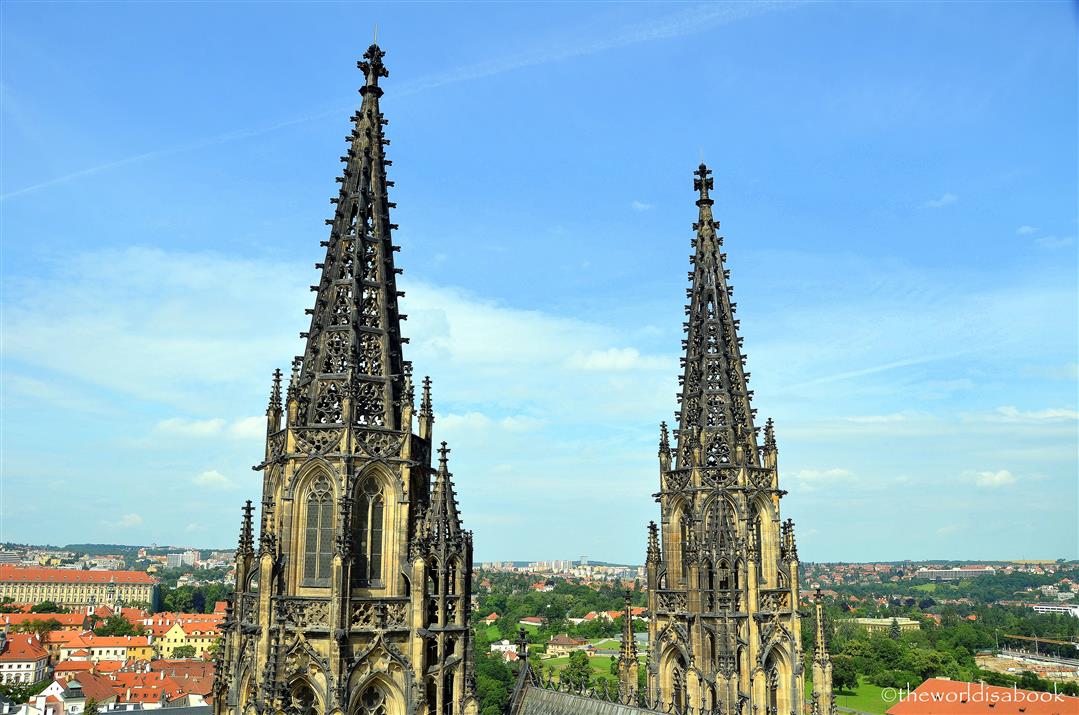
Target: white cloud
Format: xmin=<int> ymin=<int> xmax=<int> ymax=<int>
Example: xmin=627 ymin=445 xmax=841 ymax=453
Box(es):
xmin=1016 ymin=225 xmax=1038 ymax=235
xmin=153 ymin=416 xmax=264 ymax=440
xmin=1034 ymin=235 xmax=1075 ymax=249
xmin=229 ymin=416 xmax=266 ymax=439
xmin=987 ymin=406 xmax=1079 ymax=423
xmin=185 ymin=523 xmax=205 ymax=533
xmin=119 ymin=513 xmax=143 ymax=528
xmin=936 ymin=523 xmax=963 ymax=535
xmin=155 ymin=417 xmax=227 ymax=437
xmin=566 ymin=348 xmax=669 ymax=371
xmin=631 ymin=200 xmax=654 ymax=212
xmin=193 ymin=469 xmax=237 ymax=490
xmin=786 ymin=468 xmax=855 ymax=491
xmin=845 ymin=414 xmax=906 ymax=423
xmin=971 ymin=469 xmax=1017 ymax=488
xmin=922 ymin=192 xmax=958 ymax=208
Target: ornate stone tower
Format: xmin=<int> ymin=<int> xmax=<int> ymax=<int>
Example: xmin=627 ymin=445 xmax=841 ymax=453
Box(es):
xmin=644 ymin=164 xmax=808 ymax=715
xmin=213 ymin=44 xmax=478 ymax=715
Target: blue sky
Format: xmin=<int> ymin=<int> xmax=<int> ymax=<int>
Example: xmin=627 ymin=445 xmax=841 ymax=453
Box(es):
xmin=1 ymin=2 xmax=1076 ymax=563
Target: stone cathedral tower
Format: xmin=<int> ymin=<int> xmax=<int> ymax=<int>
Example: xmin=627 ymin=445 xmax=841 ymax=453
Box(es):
xmin=644 ymin=164 xmax=809 ymax=715
xmin=213 ymin=44 xmax=478 ymax=715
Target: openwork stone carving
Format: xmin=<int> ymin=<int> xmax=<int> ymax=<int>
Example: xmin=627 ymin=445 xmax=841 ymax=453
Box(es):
xmin=295 ymin=428 xmax=344 ymax=455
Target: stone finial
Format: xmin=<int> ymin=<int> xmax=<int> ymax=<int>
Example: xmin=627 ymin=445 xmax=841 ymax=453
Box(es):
xmin=646 ymin=521 xmax=661 ymax=565
xmin=237 ymin=501 xmax=254 ymax=556
xmin=357 ymin=43 xmax=389 ymax=93
xmin=268 ymin=368 xmax=283 ymax=413
xmin=693 ymin=162 xmax=714 ymax=206
xmin=419 ymin=376 xmax=433 ymax=417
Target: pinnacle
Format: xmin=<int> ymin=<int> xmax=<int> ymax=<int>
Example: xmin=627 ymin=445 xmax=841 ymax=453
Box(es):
xmin=693 ymin=162 xmax=714 ymax=206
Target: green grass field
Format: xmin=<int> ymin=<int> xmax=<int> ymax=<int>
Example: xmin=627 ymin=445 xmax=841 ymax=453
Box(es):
xmin=805 ymin=676 xmax=893 ymax=715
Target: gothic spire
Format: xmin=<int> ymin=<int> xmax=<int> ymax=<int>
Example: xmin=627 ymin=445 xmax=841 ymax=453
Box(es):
xmin=237 ymin=500 xmax=254 ymax=557
xmin=424 ymin=441 xmax=462 ymax=541
xmin=267 ymin=369 xmax=282 ymax=414
xmin=646 ymin=521 xmax=661 ymax=565
xmin=813 ymin=587 xmax=829 ymax=661
xmin=292 ymin=42 xmax=409 ymax=431
xmin=674 ymin=162 xmax=758 ymax=469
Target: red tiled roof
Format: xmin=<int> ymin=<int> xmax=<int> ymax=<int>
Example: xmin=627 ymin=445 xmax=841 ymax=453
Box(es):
xmin=0 ymin=613 xmax=87 ymax=628
xmin=0 ymin=566 xmax=156 ymax=584
xmin=67 ymin=672 xmax=120 ymax=702
xmin=55 ymin=660 xmax=95 ymax=672
xmin=0 ymin=633 xmax=48 ymax=662
xmin=885 ymin=678 xmax=1079 ymax=715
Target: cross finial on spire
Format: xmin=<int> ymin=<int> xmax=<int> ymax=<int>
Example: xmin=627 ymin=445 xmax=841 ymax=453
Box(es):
xmin=693 ymin=162 xmax=714 ymax=206
xmin=358 ymin=43 xmax=389 ymax=94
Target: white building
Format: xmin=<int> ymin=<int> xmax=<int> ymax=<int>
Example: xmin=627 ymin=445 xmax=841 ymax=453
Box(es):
xmin=1031 ymin=602 xmax=1079 ymax=617
xmin=0 ymin=633 xmax=49 ymax=685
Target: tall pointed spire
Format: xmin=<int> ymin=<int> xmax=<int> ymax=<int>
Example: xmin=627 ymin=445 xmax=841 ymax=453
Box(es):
xmin=424 ymin=441 xmax=462 ymax=540
xmin=292 ymin=42 xmax=408 ymax=431
xmin=674 ymin=162 xmax=758 ymax=469
xmin=646 ymin=521 xmax=661 ymax=565
xmin=237 ymin=500 xmax=254 ymax=557
xmin=267 ymin=369 xmax=282 ymax=414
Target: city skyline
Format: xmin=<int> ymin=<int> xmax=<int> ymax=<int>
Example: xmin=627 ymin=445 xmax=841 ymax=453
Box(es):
xmin=2 ymin=2 xmax=1077 ymax=563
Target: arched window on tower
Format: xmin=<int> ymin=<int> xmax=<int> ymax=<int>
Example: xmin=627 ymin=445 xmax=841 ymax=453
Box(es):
xmin=288 ymin=680 xmax=319 ymax=715
xmin=302 ymin=475 xmax=333 ymax=585
xmin=752 ymin=513 xmax=764 ymax=583
xmin=354 ymin=478 xmax=385 ymax=586
xmin=356 ymin=682 xmax=389 ymax=715
xmin=672 ymin=655 xmax=687 ymax=714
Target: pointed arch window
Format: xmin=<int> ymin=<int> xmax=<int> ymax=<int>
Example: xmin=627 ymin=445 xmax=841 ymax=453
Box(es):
xmin=288 ymin=681 xmax=318 ymax=715
xmin=355 ymin=478 xmax=385 ymax=586
xmin=303 ymin=475 xmax=334 ymax=585
xmin=357 ymin=683 xmax=388 ymax=715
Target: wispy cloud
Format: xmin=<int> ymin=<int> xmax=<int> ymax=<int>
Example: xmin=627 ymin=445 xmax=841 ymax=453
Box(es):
xmin=922 ymin=192 xmax=958 ymax=208
xmin=0 ymin=108 xmax=344 ymax=201
xmin=193 ymin=469 xmax=237 ymax=490
xmin=1034 ymin=235 xmax=1075 ymax=249
xmin=395 ymin=3 xmax=791 ymax=96
xmin=631 ymin=200 xmax=654 ymax=212
xmin=119 ymin=513 xmax=143 ymax=528
xmin=1 ymin=3 xmax=792 ymax=202
xmin=969 ymin=469 xmax=1017 ymax=488
xmin=1016 ymin=225 xmax=1038 ymax=235
xmin=980 ymin=406 xmax=1079 ymax=423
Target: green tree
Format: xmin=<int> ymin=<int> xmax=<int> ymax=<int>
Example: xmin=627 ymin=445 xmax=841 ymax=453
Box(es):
xmin=84 ymin=698 xmax=100 ymax=715
xmin=29 ymin=601 xmax=67 ymax=614
xmin=609 ymin=655 xmax=618 ymax=676
xmin=889 ymin=618 xmax=901 ymax=641
xmin=831 ymin=654 xmax=859 ymax=693
xmin=173 ymin=645 xmax=197 ymax=658
xmin=563 ymin=651 xmax=592 ymax=689
xmin=94 ymin=615 xmax=144 ymax=637
xmin=12 ymin=618 xmax=62 ymax=639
